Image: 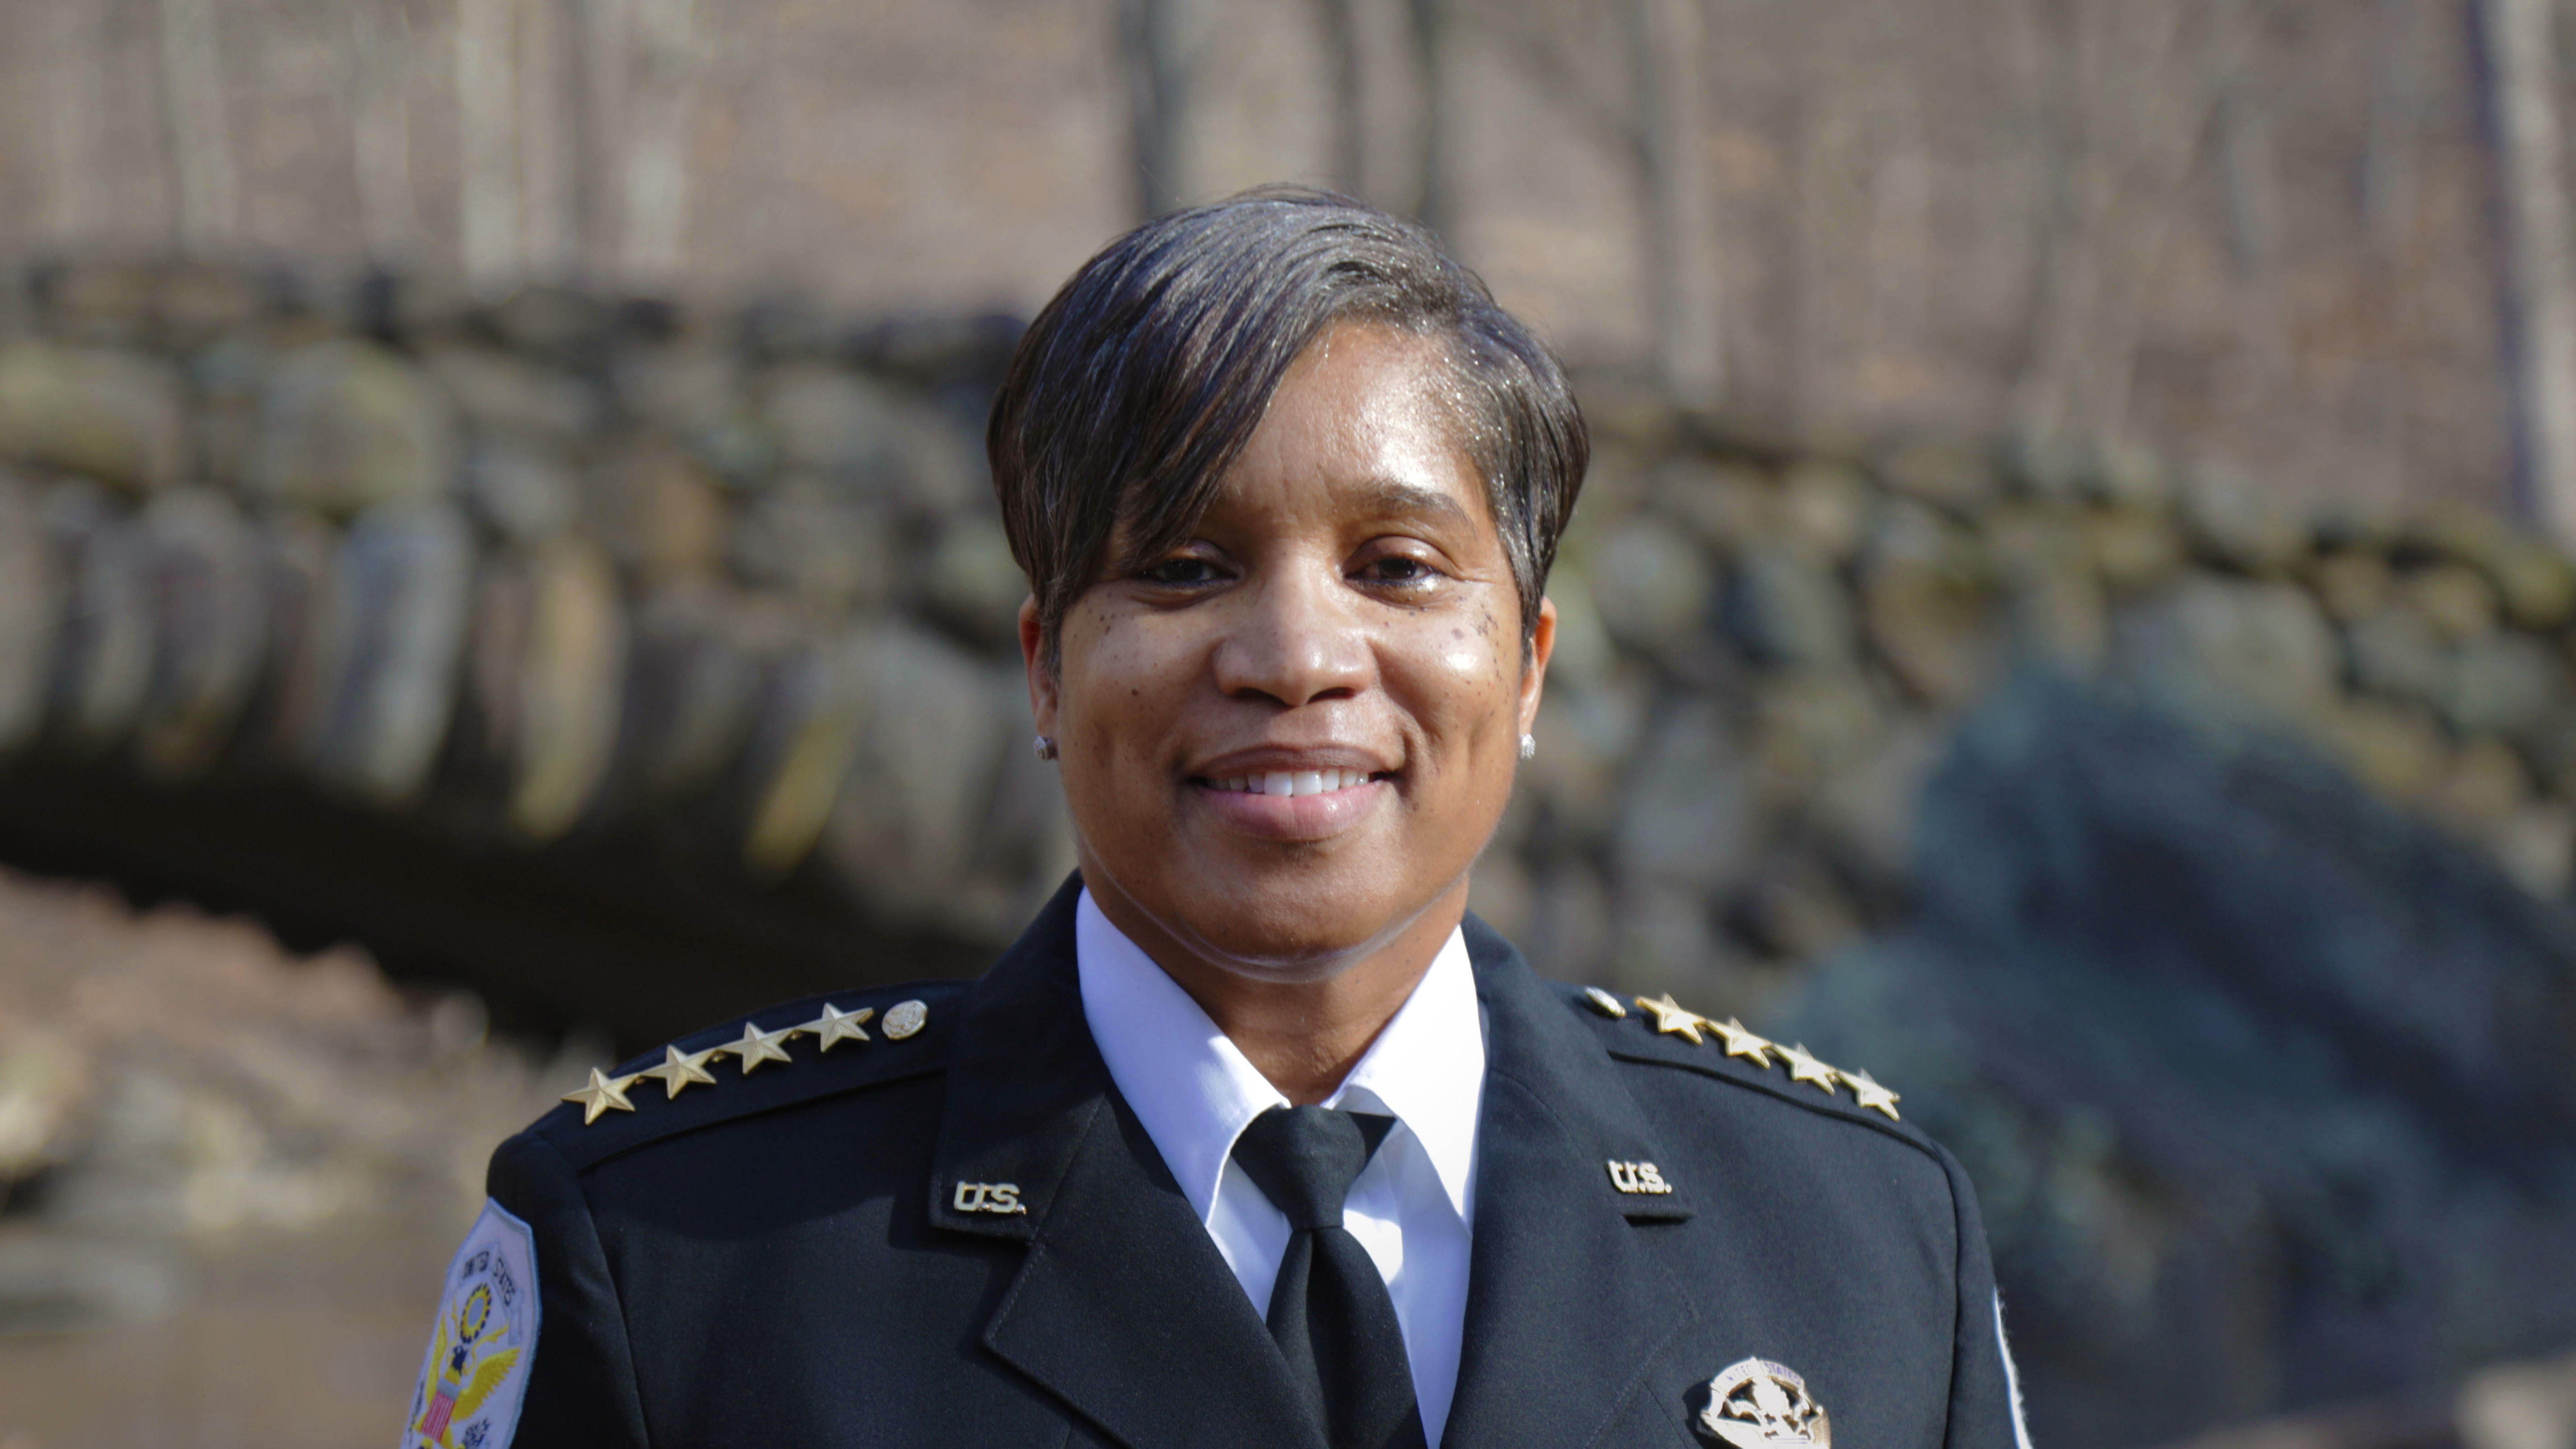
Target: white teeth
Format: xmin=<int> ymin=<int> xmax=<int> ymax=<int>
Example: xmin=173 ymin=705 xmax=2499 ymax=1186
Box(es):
xmin=1220 ymin=769 xmax=1378 ymax=795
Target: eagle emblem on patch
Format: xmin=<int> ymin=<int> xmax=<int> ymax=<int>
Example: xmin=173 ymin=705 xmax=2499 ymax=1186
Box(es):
xmin=1695 ymin=1357 xmax=1832 ymax=1446
xmin=403 ymin=1199 xmax=539 ymax=1449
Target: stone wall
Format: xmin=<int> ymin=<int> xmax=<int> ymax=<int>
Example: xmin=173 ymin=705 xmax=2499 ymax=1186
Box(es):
xmin=5 ymin=262 xmax=2576 ymax=1022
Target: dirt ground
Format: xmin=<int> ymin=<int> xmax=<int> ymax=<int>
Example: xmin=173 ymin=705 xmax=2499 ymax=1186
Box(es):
xmin=0 ymin=1223 xmax=462 ymax=1449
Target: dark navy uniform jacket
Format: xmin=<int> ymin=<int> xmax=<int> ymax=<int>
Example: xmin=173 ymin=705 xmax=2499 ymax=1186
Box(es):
xmin=484 ymin=878 xmax=2025 ymax=1447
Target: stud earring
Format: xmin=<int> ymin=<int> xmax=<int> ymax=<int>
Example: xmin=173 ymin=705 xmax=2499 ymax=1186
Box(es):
xmin=1034 ymin=736 xmax=1058 ymax=762
xmin=1518 ymin=733 xmax=1536 ymax=760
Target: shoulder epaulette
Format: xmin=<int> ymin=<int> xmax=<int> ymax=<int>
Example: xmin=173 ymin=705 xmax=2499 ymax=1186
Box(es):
xmin=531 ymin=979 xmax=973 ymax=1171
xmin=1564 ymin=983 xmax=1915 ymax=1135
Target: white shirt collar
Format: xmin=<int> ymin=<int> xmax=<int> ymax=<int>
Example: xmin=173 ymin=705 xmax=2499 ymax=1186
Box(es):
xmin=1076 ymin=887 xmax=1484 ymax=1225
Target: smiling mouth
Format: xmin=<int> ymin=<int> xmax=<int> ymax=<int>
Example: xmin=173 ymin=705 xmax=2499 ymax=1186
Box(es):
xmin=1194 ymin=769 xmax=1389 ymax=797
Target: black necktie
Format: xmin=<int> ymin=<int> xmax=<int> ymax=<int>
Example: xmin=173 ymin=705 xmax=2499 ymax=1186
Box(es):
xmin=1230 ymin=1105 xmax=1431 ymax=1449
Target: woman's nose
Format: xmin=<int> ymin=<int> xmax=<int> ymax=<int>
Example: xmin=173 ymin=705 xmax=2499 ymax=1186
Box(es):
xmin=1211 ymin=567 xmax=1371 ymax=708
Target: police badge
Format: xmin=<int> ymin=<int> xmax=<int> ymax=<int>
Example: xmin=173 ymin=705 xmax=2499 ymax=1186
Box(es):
xmin=404 ymin=1200 xmax=539 ymax=1449
xmin=1694 ymin=1357 xmax=1832 ymax=1447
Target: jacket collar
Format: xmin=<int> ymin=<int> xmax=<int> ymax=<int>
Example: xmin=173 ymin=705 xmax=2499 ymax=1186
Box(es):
xmin=929 ymin=878 xmax=1697 ymax=1449
xmin=1437 ymin=914 xmax=1698 ymax=1448
xmin=929 ymin=876 xmax=1324 ymax=1449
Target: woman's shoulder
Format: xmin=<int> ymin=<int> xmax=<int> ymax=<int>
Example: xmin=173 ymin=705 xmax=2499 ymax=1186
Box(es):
xmin=506 ymin=977 xmax=977 ymax=1176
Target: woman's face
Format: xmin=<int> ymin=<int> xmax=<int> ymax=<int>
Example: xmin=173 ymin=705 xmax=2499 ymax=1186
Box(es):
xmin=1024 ymin=322 xmax=1555 ymax=982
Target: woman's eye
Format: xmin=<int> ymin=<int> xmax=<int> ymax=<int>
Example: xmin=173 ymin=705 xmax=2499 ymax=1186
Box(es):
xmin=1360 ymin=555 xmax=1440 ymax=585
xmin=1139 ymin=557 xmax=1223 ymax=586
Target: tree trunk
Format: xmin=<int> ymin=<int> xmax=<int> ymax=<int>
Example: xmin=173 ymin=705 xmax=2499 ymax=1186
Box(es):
xmin=2470 ymin=0 xmax=2576 ymax=543
xmin=620 ymin=0 xmax=699 ymax=286
xmin=1632 ymin=0 xmax=1721 ymax=407
xmin=350 ymin=0 xmax=426 ymax=265
xmin=35 ymin=0 xmax=106 ymax=244
xmin=157 ymin=0 xmax=237 ymax=252
xmin=1317 ymin=0 xmax=1365 ymax=197
xmin=1121 ymin=0 xmax=1192 ymax=219
xmin=458 ymin=0 xmax=522 ymax=292
xmin=1406 ymin=0 xmax=1447 ymax=239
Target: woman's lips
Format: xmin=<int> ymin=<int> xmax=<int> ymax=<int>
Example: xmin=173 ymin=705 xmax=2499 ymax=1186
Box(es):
xmin=1190 ymin=771 xmax=1391 ymax=841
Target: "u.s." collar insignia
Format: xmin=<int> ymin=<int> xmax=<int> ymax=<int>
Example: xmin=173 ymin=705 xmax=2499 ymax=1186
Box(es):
xmin=1695 ymin=1357 xmax=1832 ymax=1446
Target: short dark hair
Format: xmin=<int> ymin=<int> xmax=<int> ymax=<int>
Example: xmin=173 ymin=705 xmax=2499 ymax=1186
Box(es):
xmin=988 ymin=187 xmax=1587 ymax=667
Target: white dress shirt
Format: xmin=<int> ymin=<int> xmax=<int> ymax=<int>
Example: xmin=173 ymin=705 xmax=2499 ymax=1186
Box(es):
xmin=1076 ymin=889 xmax=1485 ymax=1443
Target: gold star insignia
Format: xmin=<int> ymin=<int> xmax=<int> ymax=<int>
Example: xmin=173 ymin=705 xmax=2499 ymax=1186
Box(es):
xmin=1842 ymin=1068 xmax=1902 ymax=1120
xmin=798 ymin=1002 xmax=874 ymax=1052
xmin=638 ymin=1045 xmax=718 ymax=1099
xmin=1777 ymin=1042 xmax=1839 ymax=1095
xmin=562 ymin=1067 xmax=639 ymax=1124
xmin=718 ymin=1023 xmax=795 ymax=1073
xmin=1634 ymin=993 xmax=1708 ymax=1046
xmin=1711 ymin=1017 xmax=1776 ymax=1068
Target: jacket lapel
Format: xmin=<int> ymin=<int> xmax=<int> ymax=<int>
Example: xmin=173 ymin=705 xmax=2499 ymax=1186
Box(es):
xmin=928 ymin=878 xmax=1323 ymax=1449
xmin=1439 ymin=917 xmax=1700 ymax=1449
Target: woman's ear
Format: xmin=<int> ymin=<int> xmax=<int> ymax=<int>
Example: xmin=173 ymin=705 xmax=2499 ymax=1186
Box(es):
xmin=1019 ymin=597 xmax=1058 ymax=737
xmin=1518 ymin=595 xmax=1557 ymax=735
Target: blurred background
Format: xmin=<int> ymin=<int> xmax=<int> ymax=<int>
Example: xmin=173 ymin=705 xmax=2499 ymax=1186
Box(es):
xmin=3 ymin=0 xmax=2576 ymax=1445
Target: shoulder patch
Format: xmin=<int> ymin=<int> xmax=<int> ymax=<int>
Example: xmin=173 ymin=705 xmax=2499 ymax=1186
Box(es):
xmin=532 ymin=980 xmax=970 ymax=1171
xmin=404 ymin=1198 xmax=539 ymax=1449
xmin=1571 ymin=986 xmax=1908 ymax=1125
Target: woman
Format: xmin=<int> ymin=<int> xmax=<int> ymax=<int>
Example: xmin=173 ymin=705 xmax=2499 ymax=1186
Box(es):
xmin=403 ymin=189 xmax=2030 ymax=1449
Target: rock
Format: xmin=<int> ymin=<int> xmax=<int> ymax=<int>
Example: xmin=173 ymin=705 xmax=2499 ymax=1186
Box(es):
xmin=33 ymin=261 xmax=158 ymax=345
xmin=0 ymin=473 xmax=63 ymax=752
xmin=40 ymin=483 xmax=155 ymax=748
xmin=483 ymin=283 xmax=615 ymax=362
xmin=1813 ymin=719 xmax=1945 ymax=888
xmin=584 ymin=443 xmax=726 ymax=580
xmin=132 ymin=488 xmax=266 ymax=779
xmin=240 ymin=510 xmax=342 ymax=767
xmin=924 ymin=514 xmax=1030 ymax=650
xmin=2115 ymin=577 xmax=2340 ymax=723
xmin=2487 ymin=541 xmax=2576 ymax=630
xmin=614 ymin=344 xmax=743 ymax=437
xmin=739 ymin=628 xmax=876 ymax=877
xmin=1727 ymin=853 xmax=1864 ymax=963
xmin=462 ymin=437 xmax=581 ymax=544
xmin=2182 ymin=468 xmax=2307 ymax=573
xmin=1988 ymin=509 xmax=2107 ymax=666
xmin=617 ymin=581 xmax=777 ymax=803
xmin=1747 ymin=668 xmax=1886 ymax=804
xmin=1586 ymin=515 xmax=1714 ymax=653
xmin=250 ymin=340 xmax=458 ymax=516
xmin=2344 ymin=605 xmax=2450 ymax=708
xmin=187 ymin=336 xmax=271 ymax=487
xmin=2406 ymin=564 xmax=2501 ymax=642
xmin=424 ymin=346 xmax=598 ymax=443
xmin=760 ymin=365 xmax=911 ymax=493
xmin=155 ymin=261 xmax=268 ymax=346
xmin=2087 ymin=438 xmax=2176 ymax=508
xmin=1859 ymin=504 xmax=1993 ymax=704
xmin=1875 ymin=436 xmax=1998 ymax=511
xmin=310 ymin=501 xmax=475 ymax=805
xmin=1522 ymin=669 xmax=1649 ymax=846
xmin=1613 ymin=699 xmax=1758 ymax=890
xmin=2314 ymin=697 xmax=2447 ymax=803
xmin=816 ymin=621 xmax=1020 ymax=928
xmin=2309 ymin=550 xmax=2393 ymax=625
xmin=2084 ymin=505 xmax=2186 ymax=595
xmin=1514 ymin=858 xmax=1616 ymax=984
xmin=731 ymin=480 xmax=897 ymax=613
xmin=2426 ymin=736 xmax=2533 ymax=843
xmin=1653 ymin=460 xmax=1775 ymax=553
xmin=1776 ymin=461 xmax=1875 ymax=562
xmin=2443 ymin=633 xmax=2565 ymax=741
xmin=1724 ymin=549 xmax=1854 ymax=668
xmin=2493 ymin=804 xmax=2575 ymax=898
xmin=500 ymin=540 xmax=628 ymax=841
xmin=0 ymin=340 xmax=189 ymax=493
xmin=2458 ymin=1346 xmax=2576 ymax=1449
xmin=1533 ymin=561 xmax=1618 ymax=691
xmin=1768 ymin=675 xmax=2576 ymax=1444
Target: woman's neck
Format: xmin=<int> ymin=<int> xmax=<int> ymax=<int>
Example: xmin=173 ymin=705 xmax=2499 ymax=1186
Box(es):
xmin=1084 ymin=872 xmax=1470 ymax=1105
